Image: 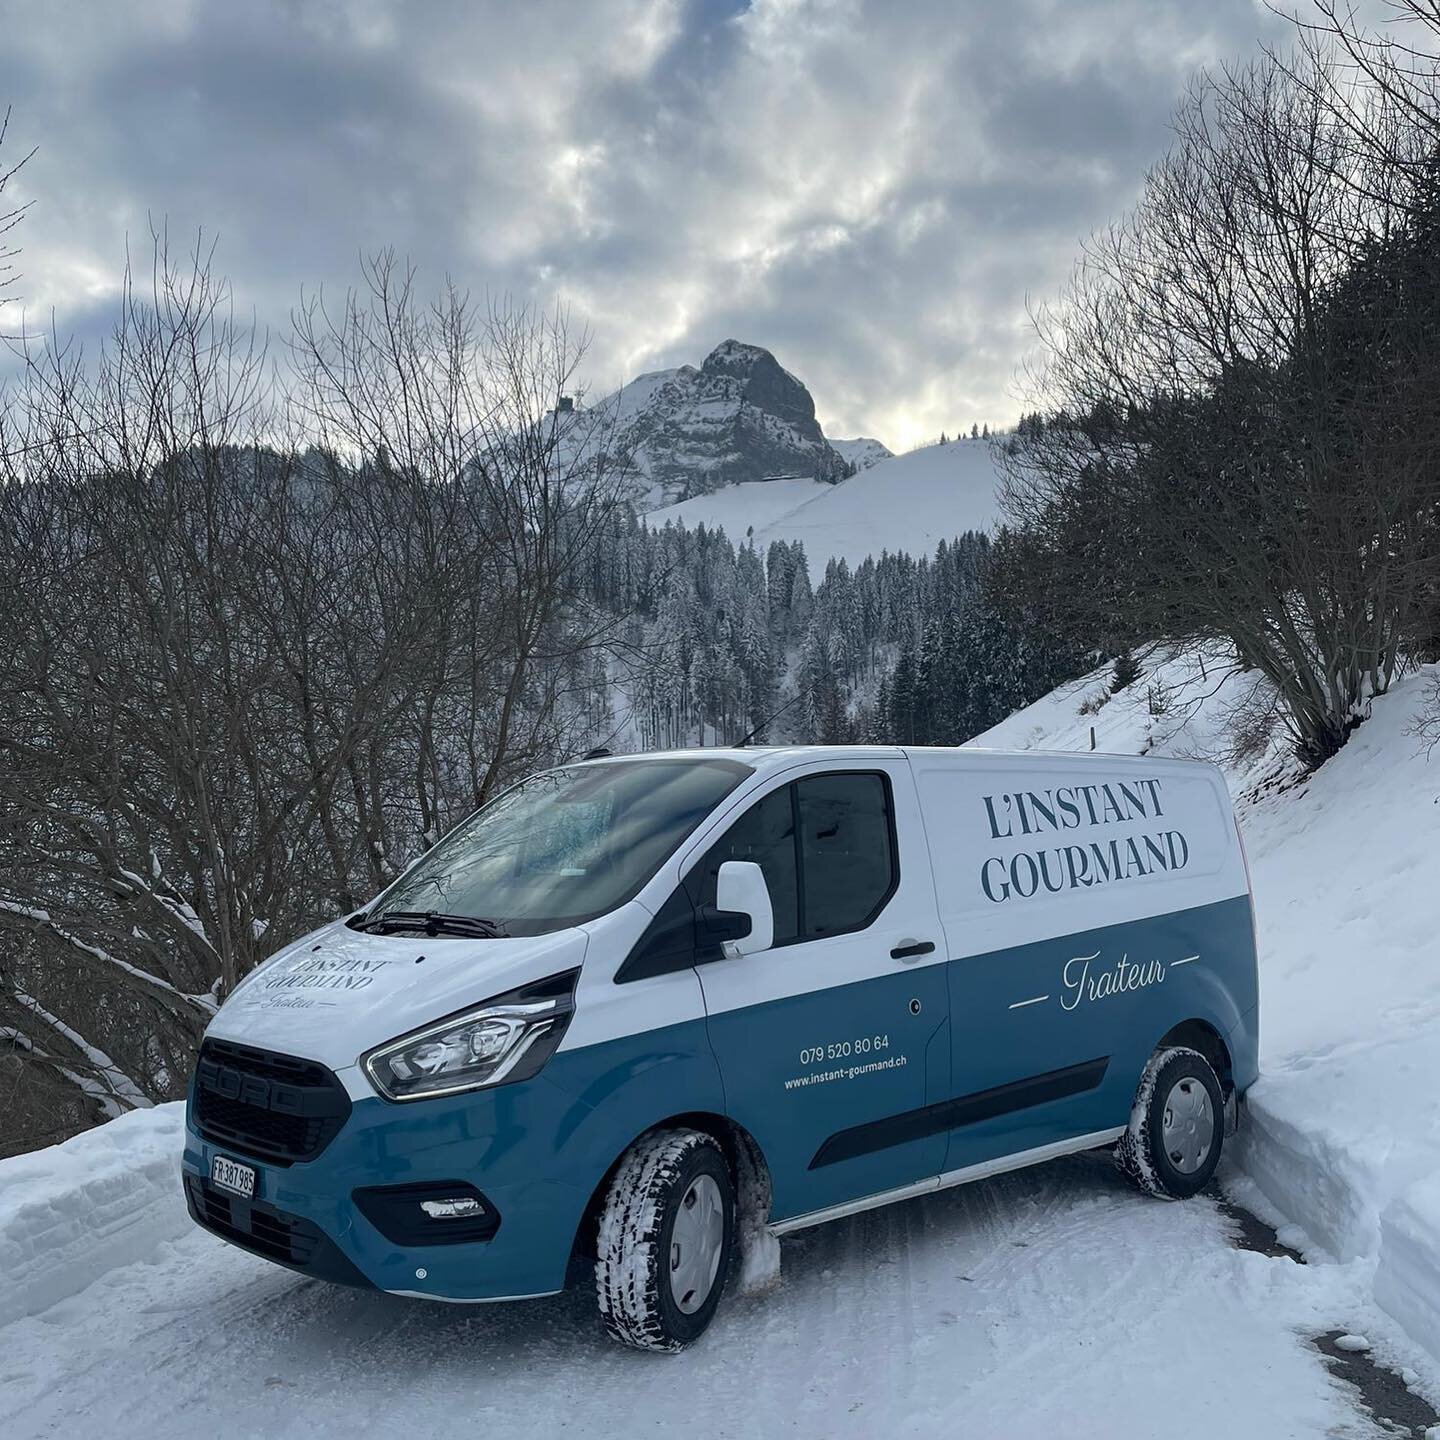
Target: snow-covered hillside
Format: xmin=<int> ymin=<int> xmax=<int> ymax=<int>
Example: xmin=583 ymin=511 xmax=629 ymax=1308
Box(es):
xmin=648 ymin=437 xmax=1004 ymax=573
xmin=974 ymin=649 xmax=1440 ymax=1367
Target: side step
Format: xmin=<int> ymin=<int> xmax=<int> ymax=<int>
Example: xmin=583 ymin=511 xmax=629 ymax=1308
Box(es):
xmin=769 ymin=1127 xmax=1126 ymax=1238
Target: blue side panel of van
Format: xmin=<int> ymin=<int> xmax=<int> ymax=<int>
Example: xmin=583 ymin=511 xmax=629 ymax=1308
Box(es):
xmin=701 ymin=963 xmax=951 ymax=1222
xmin=184 ymin=893 xmax=1258 ymax=1300
xmin=942 ymin=893 xmax=1257 ymax=1175
xmin=182 ymin=1016 xmax=726 ymax=1302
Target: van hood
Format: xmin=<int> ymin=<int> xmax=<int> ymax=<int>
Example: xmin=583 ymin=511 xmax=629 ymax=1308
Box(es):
xmin=204 ymin=920 xmax=590 ymax=1077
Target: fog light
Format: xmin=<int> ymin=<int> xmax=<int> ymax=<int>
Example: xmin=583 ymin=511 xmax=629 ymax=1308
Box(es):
xmin=420 ymin=1196 xmax=487 ymax=1220
xmin=354 ymin=1181 xmax=499 ymax=1244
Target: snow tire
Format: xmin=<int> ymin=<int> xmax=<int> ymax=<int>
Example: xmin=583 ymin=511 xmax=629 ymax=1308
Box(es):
xmin=1115 ymin=1046 xmax=1224 ymax=1200
xmin=595 ymin=1128 xmax=735 ymax=1353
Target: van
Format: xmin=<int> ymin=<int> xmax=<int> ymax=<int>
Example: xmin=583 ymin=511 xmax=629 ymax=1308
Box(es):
xmin=182 ymin=745 xmax=1259 ymax=1351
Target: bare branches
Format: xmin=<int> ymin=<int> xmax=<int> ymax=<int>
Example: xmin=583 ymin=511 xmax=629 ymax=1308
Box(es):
xmin=1004 ymin=34 xmax=1440 ymax=767
xmin=0 ymin=241 xmax=632 ymax=1129
xmin=0 ymin=105 xmax=35 ymax=324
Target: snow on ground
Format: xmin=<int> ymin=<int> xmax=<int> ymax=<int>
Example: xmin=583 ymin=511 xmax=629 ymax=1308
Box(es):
xmin=0 ymin=1124 xmax=1411 ymax=1438
xmin=974 ymin=648 xmax=1440 ymax=1369
xmin=648 ymin=475 xmax=835 ymax=543
xmin=10 ymin=648 xmax=1440 ymax=1431
xmin=647 ymin=437 xmax=1003 ymax=573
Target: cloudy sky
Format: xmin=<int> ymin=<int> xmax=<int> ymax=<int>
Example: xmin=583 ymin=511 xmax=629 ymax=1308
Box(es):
xmin=1 ymin=0 xmax=1288 ymax=449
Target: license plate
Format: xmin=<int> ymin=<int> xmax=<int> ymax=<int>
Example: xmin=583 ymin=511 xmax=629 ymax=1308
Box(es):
xmin=210 ymin=1155 xmax=257 ymax=1198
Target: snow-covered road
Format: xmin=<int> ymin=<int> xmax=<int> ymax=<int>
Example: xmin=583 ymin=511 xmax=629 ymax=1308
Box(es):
xmin=1 ymin=1150 xmax=1401 ymax=1439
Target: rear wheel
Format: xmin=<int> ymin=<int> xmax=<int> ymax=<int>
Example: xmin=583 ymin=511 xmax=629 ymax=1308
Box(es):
xmin=1115 ymin=1046 xmax=1224 ymax=1199
xmin=595 ymin=1128 xmax=735 ymax=1352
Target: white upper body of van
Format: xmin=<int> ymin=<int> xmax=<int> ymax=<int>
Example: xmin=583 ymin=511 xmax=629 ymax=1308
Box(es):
xmin=204 ymin=745 xmax=1248 ymax=1083
xmin=903 ymin=745 xmax=1247 ymax=959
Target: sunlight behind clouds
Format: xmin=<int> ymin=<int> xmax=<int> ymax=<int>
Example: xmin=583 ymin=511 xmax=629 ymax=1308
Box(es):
xmin=0 ymin=0 xmax=1284 ymax=445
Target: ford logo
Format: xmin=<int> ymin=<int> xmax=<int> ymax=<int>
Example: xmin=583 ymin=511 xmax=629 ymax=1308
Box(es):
xmin=197 ymin=1059 xmax=306 ymax=1116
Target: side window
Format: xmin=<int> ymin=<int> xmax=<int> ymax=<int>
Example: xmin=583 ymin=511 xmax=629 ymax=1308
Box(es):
xmin=617 ymin=884 xmax=698 ymax=983
xmin=796 ymin=772 xmax=896 ymax=939
xmin=691 ymin=786 xmax=800 ymax=947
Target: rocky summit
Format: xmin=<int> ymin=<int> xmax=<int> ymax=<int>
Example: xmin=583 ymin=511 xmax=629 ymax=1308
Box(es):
xmin=610 ymin=340 xmax=854 ymax=505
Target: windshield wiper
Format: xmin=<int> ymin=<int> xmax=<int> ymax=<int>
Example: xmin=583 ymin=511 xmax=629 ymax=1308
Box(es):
xmin=357 ymin=910 xmax=509 ymax=939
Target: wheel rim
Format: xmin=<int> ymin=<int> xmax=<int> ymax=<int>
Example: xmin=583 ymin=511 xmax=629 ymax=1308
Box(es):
xmin=669 ymin=1173 xmax=725 ymax=1315
xmin=1161 ymin=1076 xmax=1216 ymax=1174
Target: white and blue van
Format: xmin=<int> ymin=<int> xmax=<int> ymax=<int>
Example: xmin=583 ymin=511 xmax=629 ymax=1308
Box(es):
xmin=183 ymin=745 xmax=1258 ymax=1351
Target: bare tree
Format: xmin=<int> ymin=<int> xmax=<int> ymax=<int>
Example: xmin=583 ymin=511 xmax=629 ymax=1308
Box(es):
xmin=1003 ymin=48 xmax=1440 ymax=765
xmin=0 ymin=106 xmax=34 ymax=326
xmin=0 ymin=240 xmax=633 ymax=1137
xmin=1280 ymin=2 xmax=1440 ymax=196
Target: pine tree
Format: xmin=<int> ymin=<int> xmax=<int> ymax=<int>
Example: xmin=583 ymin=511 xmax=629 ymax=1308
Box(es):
xmin=1111 ymin=648 xmax=1142 ymax=693
xmin=888 ymin=643 xmax=919 ymax=743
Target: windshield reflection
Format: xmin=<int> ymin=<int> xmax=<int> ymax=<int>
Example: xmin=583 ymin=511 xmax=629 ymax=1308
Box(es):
xmin=370 ymin=758 xmax=750 ymax=937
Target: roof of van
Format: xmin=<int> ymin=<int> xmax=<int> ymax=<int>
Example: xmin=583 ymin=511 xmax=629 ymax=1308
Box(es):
xmin=576 ymin=745 xmax=1219 ymax=777
xmin=580 ymin=745 xmax=900 ymax=771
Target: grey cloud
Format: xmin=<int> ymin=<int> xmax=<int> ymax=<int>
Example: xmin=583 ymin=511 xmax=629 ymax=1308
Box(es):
xmin=1 ymin=0 xmax=1286 ymax=446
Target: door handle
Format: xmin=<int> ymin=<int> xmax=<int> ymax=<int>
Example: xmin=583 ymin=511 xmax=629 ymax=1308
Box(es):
xmin=890 ymin=939 xmax=936 ymax=961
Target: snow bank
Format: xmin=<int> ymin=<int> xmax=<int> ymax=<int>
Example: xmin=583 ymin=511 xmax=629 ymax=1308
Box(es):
xmin=0 ymin=1101 xmax=186 ymax=1327
xmin=1375 ymin=1173 xmax=1440 ymax=1364
xmin=973 ymin=651 xmax=1440 ymax=1364
xmin=1229 ymin=671 xmax=1440 ymax=1367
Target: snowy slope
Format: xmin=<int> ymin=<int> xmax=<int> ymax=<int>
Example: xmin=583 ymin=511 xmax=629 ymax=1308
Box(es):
xmin=609 ymin=366 xmax=680 ymax=424
xmin=646 ymin=476 xmax=835 ymax=544
xmin=648 ymin=437 xmax=1004 ymax=571
xmin=973 ymin=648 xmax=1440 ymax=1366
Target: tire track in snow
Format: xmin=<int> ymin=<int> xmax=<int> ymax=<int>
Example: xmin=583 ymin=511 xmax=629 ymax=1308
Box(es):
xmin=0 ymin=1151 xmax=1400 ymax=1440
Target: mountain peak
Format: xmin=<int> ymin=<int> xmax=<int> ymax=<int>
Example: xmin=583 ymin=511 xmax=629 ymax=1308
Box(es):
xmin=698 ymin=340 xmax=818 ymax=440
xmin=608 ymin=340 xmax=850 ymax=505
xmin=701 ymin=339 xmax=776 ymax=373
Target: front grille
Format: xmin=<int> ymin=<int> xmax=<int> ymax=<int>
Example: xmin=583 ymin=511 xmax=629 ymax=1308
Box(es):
xmin=193 ymin=1038 xmax=351 ymax=1166
xmin=184 ymin=1174 xmax=324 ymax=1267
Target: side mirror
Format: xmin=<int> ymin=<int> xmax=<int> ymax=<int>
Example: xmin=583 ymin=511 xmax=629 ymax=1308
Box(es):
xmin=713 ymin=860 xmax=774 ymax=958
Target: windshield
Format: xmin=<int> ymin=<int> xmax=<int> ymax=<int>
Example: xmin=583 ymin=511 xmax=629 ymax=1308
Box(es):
xmin=369 ymin=758 xmax=751 ymax=937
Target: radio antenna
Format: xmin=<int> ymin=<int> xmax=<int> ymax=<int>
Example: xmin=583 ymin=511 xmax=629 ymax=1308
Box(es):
xmin=733 ymin=692 xmax=801 ymax=748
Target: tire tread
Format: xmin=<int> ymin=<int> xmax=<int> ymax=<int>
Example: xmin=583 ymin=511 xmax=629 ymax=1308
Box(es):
xmin=1115 ymin=1046 xmax=1220 ymax=1200
xmin=595 ymin=1128 xmax=724 ymax=1353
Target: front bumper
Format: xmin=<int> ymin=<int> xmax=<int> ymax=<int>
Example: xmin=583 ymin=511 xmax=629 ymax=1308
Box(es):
xmin=183 ymin=1171 xmax=374 ymax=1288
xmin=182 ymin=1068 xmax=594 ymax=1302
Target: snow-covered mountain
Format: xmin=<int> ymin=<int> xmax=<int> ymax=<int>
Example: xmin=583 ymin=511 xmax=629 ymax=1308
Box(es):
xmin=594 ymin=343 xmax=1002 ymax=571
xmin=604 ymin=340 xmax=851 ymax=506
xmin=647 ymin=436 xmax=1004 ymax=573
xmin=829 ymin=436 xmax=892 ymax=471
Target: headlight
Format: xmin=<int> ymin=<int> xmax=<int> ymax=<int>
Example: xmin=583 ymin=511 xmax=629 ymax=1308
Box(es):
xmin=362 ymin=971 xmax=578 ymax=1102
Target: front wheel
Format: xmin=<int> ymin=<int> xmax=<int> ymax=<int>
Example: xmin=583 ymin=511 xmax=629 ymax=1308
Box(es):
xmin=595 ymin=1129 xmax=735 ymax=1352
xmin=1115 ymin=1046 xmax=1224 ymax=1199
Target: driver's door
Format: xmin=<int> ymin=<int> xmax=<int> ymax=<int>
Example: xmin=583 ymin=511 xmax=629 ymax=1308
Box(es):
xmin=688 ymin=761 xmax=949 ymax=1224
